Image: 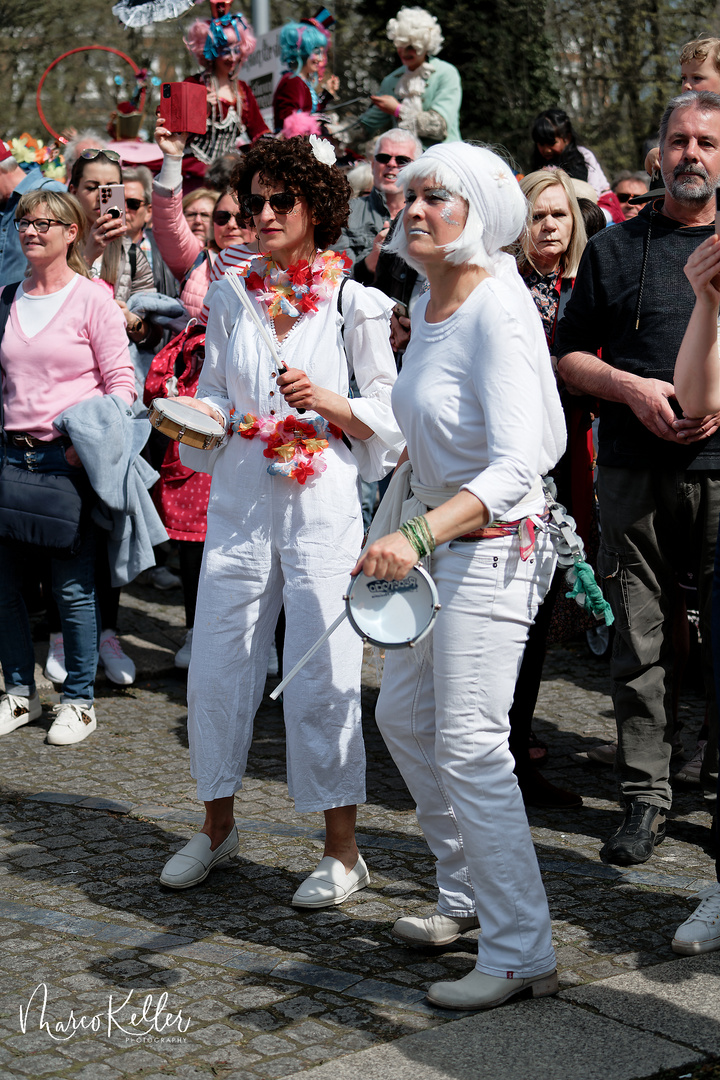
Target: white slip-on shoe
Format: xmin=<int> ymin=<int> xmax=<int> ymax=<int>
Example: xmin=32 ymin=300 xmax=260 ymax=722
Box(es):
xmin=44 ymin=632 xmax=67 ymax=684
xmin=98 ymin=630 xmax=136 ymax=686
xmin=291 ymin=854 xmax=370 ymax=909
xmin=393 ymin=907 xmax=480 ymax=945
xmin=672 ymin=883 xmax=720 ymax=955
xmin=427 ymin=967 xmax=558 ymax=1010
xmin=160 ymin=826 xmax=240 ymax=889
xmin=47 ymin=702 xmax=96 ymax=746
xmin=174 ymin=630 xmax=193 ymax=670
xmin=0 ymin=692 xmax=42 ymax=736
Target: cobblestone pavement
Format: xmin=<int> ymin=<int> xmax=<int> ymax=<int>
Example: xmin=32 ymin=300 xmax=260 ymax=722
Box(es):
xmin=0 ymin=580 xmax=717 ymax=1078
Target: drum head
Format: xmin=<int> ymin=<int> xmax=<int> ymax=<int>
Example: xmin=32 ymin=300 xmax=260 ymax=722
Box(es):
xmin=153 ymin=398 xmax=224 ymax=436
xmin=346 ymin=565 xmax=439 ymax=648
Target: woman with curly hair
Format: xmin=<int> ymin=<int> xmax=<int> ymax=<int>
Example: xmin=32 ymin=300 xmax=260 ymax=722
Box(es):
xmin=159 ymin=136 xmax=403 ymax=907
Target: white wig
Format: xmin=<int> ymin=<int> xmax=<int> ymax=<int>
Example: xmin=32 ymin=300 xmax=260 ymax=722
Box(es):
xmin=387 ymin=143 xmax=528 ymax=276
xmin=386 ymin=7 xmax=444 ymax=57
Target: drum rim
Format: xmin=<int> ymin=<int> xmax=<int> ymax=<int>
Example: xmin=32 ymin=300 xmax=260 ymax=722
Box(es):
xmin=345 ymin=564 xmax=438 ymax=648
xmin=150 ymin=397 xmax=224 ymax=435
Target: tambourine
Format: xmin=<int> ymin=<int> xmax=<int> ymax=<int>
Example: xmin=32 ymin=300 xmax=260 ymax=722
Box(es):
xmin=269 ymin=566 xmax=441 ymax=700
xmin=148 ymin=398 xmax=225 ymax=451
xmin=344 ymin=564 xmax=440 ymax=648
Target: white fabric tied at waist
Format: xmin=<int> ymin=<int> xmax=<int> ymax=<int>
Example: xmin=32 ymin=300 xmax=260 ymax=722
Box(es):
xmin=365 ymin=463 xmax=545 ymax=552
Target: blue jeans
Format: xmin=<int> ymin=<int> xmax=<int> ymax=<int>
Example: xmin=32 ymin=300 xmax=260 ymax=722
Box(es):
xmin=0 ymin=441 xmax=98 ymax=702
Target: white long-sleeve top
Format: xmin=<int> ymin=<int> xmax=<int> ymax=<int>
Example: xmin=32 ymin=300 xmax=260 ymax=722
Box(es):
xmin=187 ymin=275 xmax=404 ymax=482
xmin=392 ymin=275 xmax=566 ymax=522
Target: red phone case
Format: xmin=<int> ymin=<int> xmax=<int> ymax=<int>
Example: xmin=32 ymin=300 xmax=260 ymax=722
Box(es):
xmin=161 ymin=83 xmax=208 ymax=136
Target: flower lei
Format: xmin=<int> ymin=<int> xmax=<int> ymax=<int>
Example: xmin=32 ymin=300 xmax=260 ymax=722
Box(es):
xmin=240 ymin=250 xmax=351 ymax=319
xmin=230 ymin=412 xmax=343 ymax=485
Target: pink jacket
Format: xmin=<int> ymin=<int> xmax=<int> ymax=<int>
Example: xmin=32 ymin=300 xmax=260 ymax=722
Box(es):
xmin=151 ymin=185 xmax=214 ymax=321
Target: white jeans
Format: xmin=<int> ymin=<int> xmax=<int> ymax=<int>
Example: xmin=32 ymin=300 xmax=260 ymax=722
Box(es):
xmin=376 ymin=530 xmax=557 ymax=978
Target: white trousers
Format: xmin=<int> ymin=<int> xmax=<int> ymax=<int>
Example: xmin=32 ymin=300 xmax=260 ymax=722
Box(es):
xmin=376 ymin=531 xmax=557 ymax=978
xmin=187 ymin=442 xmax=366 ymax=812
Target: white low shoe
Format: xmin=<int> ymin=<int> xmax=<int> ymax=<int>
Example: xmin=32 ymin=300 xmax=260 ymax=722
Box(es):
xmin=672 ymin=883 xmax=720 ymax=955
xmin=160 ymin=826 xmax=240 ymax=889
xmin=427 ymin=967 xmax=558 ymax=1010
xmin=291 ymin=854 xmax=370 ymax=909
xmin=0 ymin=692 xmax=42 ymax=736
xmin=47 ymin=702 xmax=96 ymax=746
xmin=98 ymin=630 xmax=136 ymax=686
xmin=174 ymin=630 xmax=193 ymax=670
xmin=44 ymin=632 xmax=67 ymax=684
xmin=393 ymin=907 xmax=480 ymax=945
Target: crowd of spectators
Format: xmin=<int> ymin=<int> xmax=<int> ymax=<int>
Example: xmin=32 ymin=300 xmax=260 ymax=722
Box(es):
xmin=0 ymin=5 xmax=719 ymax=1008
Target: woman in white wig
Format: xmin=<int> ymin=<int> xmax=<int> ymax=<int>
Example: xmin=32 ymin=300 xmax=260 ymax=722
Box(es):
xmin=358 ymin=6 xmax=462 ymax=147
xmin=354 ymin=142 xmax=566 ymax=1010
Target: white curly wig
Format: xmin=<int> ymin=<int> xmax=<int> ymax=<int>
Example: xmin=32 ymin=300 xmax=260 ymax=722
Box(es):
xmin=386 ymin=7 xmax=444 ymax=57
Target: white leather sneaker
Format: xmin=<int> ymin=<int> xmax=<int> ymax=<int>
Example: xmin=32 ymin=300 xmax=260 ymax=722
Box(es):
xmin=672 ymin=883 xmax=720 ymax=955
xmin=174 ymin=630 xmax=193 ymax=670
xmin=0 ymin=692 xmax=42 ymax=736
xmin=47 ymin=702 xmax=97 ymax=745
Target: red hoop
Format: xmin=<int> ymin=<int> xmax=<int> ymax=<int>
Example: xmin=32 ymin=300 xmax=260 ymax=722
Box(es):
xmin=36 ymin=46 xmax=146 ymax=144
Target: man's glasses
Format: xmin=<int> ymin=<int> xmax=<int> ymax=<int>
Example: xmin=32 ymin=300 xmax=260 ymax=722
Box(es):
xmin=213 ymin=210 xmax=246 ymax=227
xmin=242 ymin=192 xmax=298 ymax=217
xmin=15 ymin=218 xmax=70 ymax=234
xmin=185 ymin=209 xmax=213 ymax=220
xmin=615 ymin=192 xmax=632 ymax=203
xmin=125 ymin=197 xmax=147 ymax=211
xmin=375 ymin=153 xmax=413 ymax=167
xmin=79 ymin=148 xmax=122 ymax=163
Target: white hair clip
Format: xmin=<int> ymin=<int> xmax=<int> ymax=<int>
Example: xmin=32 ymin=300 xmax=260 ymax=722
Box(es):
xmin=309 ymin=134 xmax=336 ymax=167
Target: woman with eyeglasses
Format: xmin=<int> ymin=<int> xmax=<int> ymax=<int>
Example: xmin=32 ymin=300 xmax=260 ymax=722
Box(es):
xmin=182 ymin=188 xmax=219 ymax=243
xmin=0 ymin=190 xmax=135 ymax=746
xmin=354 ymin=142 xmax=565 ymax=1011
xmin=158 ymin=136 xmax=402 ymax=907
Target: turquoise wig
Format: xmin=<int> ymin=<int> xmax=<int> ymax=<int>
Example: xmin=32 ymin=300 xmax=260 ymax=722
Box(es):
xmin=279 ymin=21 xmax=329 ymax=73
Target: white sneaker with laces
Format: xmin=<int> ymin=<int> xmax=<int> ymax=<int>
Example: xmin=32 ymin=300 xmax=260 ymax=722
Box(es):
xmin=149 ymin=566 xmax=182 ymax=591
xmin=44 ymin=632 xmax=67 ymax=684
xmin=98 ymin=630 xmax=136 ymax=685
xmin=672 ymin=883 xmax=720 ymax=954
xmin=174 ymin=629 xmax=193 ymax=669
xmin=674 ymin=740 xmax=707 ymax=785
xmin=47 ymin=702 xmax=96 ymax=745
xmin=0 ymin=692 xmax=42 ymax=736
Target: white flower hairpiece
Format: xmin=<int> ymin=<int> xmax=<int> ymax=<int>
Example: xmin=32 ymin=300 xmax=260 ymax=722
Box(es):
xmin=309 ymin=134 xmax=336 ymax=167
xmin=491 ymin=167 xmax=510 ymax=187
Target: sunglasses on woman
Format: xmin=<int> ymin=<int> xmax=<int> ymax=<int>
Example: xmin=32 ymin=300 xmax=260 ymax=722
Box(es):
xmin=79 ymin=148 xmax=122 ymax=163
xmin=213 ymin=210 xmax=246 ymax=227
xmin=241 ymin=192 xmax=298 ymax=217
xmin=374 ymin=153 xmax=413 ymax=167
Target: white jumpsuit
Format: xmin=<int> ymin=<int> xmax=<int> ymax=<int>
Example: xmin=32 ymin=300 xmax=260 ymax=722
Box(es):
xmin=185 ymin=274 xmax=402 ymax=811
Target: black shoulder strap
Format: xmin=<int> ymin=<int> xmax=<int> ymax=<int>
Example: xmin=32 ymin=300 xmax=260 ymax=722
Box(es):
xmin=335 ymin=276 xmax=354 ymax=451
xmin=0 ymin=281 xmax=22 ymax=447
xmin=128 ymin=242 xmax=137 ymax=280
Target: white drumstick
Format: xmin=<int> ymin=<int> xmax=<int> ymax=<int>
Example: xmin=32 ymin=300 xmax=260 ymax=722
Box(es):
xmin=269 ymin=611 xmax=348 ymax=700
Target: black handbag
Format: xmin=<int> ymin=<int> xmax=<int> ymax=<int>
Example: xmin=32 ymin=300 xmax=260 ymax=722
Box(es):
xmin=0 ymin=282 xmax=85 ymax=558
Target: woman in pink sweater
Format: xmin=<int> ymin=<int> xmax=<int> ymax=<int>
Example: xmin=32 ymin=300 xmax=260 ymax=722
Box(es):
xmin=0 ymin=190 xmax=135 ymax=747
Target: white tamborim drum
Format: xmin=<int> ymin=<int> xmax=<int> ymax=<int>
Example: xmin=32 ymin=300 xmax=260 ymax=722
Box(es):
xmin=344 ymin=565 xmax=440 ymax=648
xmin=148 ymin=398 xmax=225 ymax=451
